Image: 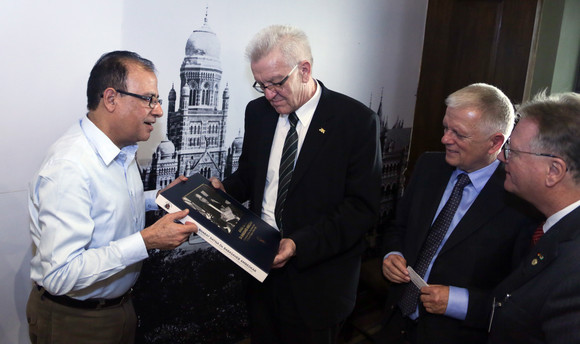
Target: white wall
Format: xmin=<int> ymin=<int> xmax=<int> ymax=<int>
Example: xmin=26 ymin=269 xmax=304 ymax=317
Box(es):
xmin=0 ymin=1 xmax=427 ymax=343
xmin=1 ymin=2 xmax=123 ymax=343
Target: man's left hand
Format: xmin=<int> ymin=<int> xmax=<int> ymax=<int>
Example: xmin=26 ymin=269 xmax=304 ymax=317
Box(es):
xmin=420 ymin=285 xmax=449 ymax=314
xmin=272 ymin=239 xmax=296 ymax=269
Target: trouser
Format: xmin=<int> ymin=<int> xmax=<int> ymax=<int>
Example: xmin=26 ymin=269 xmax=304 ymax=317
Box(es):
xmin=26 ymin=286 xmax=136 ymax=344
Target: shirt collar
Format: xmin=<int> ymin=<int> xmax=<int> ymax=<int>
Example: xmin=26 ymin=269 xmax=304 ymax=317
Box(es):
xmin=285 ymin=79 xmax=321 ymax=129
xmin=544 ymin=199 xmax=580 ymax=232
xmin=453 ymin=159 xmax=500 ymax=193
xmin=81 ymin=115 xmax=138 ymax=166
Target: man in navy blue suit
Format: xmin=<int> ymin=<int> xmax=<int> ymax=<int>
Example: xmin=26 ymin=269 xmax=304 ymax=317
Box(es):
xmin=488 ymin=92 xmax=580 ymax=343
xmin=380 ymin=83 xmax=538 ymax=344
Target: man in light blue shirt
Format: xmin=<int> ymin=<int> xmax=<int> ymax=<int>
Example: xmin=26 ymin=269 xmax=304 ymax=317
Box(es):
xmin=380 ymin=83 xmax=538 ymax=344
xmin=26 ymin=51 xmax=197 ymax=344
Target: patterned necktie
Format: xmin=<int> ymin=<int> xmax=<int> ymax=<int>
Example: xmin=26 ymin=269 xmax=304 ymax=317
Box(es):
xmin=399 ymin=173 xmax=471 ymax=317
xmin=274 ymin=112 xmax=299 ymax=235
xmin=531 ymin=222 xmax=545 ymax=246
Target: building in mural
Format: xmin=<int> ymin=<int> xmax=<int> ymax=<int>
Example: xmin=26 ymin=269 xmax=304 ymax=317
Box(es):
xmin=142 ymin=14 xmax=241 ymax=191
xmin=366 ymin=94 xmax=411 ymax=255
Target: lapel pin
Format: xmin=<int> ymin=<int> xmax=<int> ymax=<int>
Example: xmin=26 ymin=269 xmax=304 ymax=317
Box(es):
xmin=319 ymin=128 xmax=326 ymax=134
xmin=531 ymin=258 xmax=538 ymax=266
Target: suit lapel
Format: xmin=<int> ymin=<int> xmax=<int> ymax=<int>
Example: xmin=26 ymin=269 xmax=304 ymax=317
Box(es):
xmin=439 ymin=164 xmax=505 ymax=255
xmin=288 ymin=84 xmax=334 ymax=190
xmin=405 ymin=157 xmax=454 ymax=264
xmin=496 ymin=207 xmax=580 ymax=294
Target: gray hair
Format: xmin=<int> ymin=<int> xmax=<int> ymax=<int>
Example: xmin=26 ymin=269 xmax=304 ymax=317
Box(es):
xmin=445 ymin=83 xmax=515 ymax=138
xmin=518 ymin=91 xmax=580 ymax=182
xmin=246 ymin=25 xmax=313 ymax=68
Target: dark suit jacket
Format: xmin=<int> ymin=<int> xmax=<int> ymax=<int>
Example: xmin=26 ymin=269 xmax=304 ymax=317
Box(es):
xmin=223 ymin=81 xmax=382 ymax=327
xmin=382 ymin=152 xmax=537 ymax=344
xmin=488 ymin=206 xmax=580 ymax=344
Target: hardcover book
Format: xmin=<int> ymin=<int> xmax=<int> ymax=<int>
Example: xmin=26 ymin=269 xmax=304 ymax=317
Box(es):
xmin=156 ymin=173 xmax=281 ymax=282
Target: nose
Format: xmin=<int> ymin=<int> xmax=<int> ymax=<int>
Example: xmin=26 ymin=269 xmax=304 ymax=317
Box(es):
xmin=441 ymin=129 xmax=453 ymax=145
xmin=498 ymin=149 xmax=507 ymax=163
xmin=264 ymin=87 xmax=278 ymax=100
xmin=151 ymin=102 xmax=163 ymax=117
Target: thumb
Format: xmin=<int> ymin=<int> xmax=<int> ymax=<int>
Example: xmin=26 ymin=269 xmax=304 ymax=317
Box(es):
xmin=169 ymin=208 xmax=190 ymax=221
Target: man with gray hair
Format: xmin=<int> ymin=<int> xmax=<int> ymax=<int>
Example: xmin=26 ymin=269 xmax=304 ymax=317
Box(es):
xmin=380 ymin=83 xmax=538 ymax=343
xmin=211 ymin=25 xmax=382 ymax=343
xmin=488 ymin=92 xmax=580 ymax=343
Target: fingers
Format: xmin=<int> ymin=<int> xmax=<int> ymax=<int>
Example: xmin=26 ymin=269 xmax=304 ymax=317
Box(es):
xmin=142 ymin=210 xmax=198 ymax=250
xmin=420 ymin=285 xmax=449 ymax=314
xmin=272 ymin=239 xmax=296 ymax=269
xmin=209 ymin=177 xmax=225 ymax=192
xmin=382 ymin=255 xmax=410 ymax=283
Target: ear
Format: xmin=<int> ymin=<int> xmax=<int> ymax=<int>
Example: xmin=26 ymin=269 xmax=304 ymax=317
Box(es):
xmin=545 ymin=158 xmax=567 ymax=187
xmin=101 ymin=88 xmax=117 ymax=112
xmin=488 ymin=133 xmax=505 ymax=155
xmin=298 ymin=61 xmax=312 ymax=83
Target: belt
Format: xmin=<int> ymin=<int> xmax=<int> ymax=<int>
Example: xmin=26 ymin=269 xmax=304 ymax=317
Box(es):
xmin=36 ymin=284 xmax=132 ymax=310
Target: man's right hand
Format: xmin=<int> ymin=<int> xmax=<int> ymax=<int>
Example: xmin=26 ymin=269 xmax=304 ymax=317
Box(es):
xmin=141 ymin=209 xmax=198 ymax=250
xmin=382 ymin=254 xmax=411 ymax=283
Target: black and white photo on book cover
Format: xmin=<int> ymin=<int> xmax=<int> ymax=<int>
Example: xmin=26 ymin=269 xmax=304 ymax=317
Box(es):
xmin=156 ymin=173 xmax=281 ymax=283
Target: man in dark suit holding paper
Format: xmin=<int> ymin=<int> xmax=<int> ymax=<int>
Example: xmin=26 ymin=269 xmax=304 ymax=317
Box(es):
xmin=211 ymin=25 xmax=382 ymax=343
xmin=380 ymin=83 xmax=538 ymax=344
xmin=488 ymin=92 xmax=580 ymax=343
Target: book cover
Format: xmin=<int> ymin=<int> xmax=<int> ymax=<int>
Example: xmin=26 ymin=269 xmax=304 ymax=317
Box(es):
xmin=156 ymin=173 xmax=281 ymax=282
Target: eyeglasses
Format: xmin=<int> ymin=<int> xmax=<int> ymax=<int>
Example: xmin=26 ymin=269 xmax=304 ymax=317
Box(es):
xmin=116 ymin=89 xmax=162 ymax=109
xmin=252 ymin=64 xmax=299 ymax=93
xmin=502 ymin=139 xmax=564 ymax=161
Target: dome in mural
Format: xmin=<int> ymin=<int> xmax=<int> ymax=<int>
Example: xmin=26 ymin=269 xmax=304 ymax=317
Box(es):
xmin=185 ymin=17 xmax=220 ymax=58
xmin=156 ymin=139 xmax=176 ymax=159
xmin=181 ymin=82 xmax=191 ymax=95
xmin=232 ymin=136 xmax=243 ymax=151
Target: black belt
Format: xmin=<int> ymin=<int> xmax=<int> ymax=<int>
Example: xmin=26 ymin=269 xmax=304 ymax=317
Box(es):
xmin=36 ymin=284 xmax=132 ymax=309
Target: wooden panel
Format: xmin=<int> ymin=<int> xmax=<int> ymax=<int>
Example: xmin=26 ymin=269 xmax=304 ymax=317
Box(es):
xmin=407 ymin=0 xmax=539 ymax=179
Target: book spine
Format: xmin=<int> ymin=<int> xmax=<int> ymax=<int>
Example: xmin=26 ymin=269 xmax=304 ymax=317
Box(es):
xmin=156 ymin=194 xmax=267 ymax=282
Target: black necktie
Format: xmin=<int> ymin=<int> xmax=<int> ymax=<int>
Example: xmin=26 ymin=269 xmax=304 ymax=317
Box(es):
xmin=274 ymin=112 xmax=299 ymax=235
xmin=399 ymin=173 xmax=471 ymax=316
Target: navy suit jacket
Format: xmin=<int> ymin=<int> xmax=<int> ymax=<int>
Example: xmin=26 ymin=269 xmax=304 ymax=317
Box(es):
xmin=488 ymin=206 xmax=580 ymax=344
xmin=223 ymin=81 xmax=382 ymax=327
xmin=383 ymin=152 xmax=538 ymax=343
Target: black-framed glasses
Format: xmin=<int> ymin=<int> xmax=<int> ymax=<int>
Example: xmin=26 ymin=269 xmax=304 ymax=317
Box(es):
xmin=502 ymin=139 xmax=565 ymax=161
xmin=252 ymin=64 xmax=299 ymax=93
xmin=116 ymin=89 xmax=162 ymax=109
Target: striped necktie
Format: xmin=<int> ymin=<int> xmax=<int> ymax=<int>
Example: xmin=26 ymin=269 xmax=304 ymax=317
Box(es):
xmin=274 ymin=112 xmax=299 ymax=235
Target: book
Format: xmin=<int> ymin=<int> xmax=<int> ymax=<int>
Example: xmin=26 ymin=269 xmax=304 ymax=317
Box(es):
xmin=156 ymin=173 xmax=281 ymax=282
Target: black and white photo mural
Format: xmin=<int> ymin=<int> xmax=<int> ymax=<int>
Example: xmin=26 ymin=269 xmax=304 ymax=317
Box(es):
xmin=126 ymin=1 xmax=426 ymax=342
xmin=0 ymin=0 xmax=427 ymax=343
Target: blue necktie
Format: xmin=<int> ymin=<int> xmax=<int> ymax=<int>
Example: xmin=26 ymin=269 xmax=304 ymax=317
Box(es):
xmin=399 ymin=173 xmax=471 ymax=316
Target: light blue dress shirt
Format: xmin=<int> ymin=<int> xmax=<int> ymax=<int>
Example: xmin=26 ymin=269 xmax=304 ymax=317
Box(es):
xmin=29 ymin=116 xmax=157 ymax=300
xmin=388 ymin=159 xmax=499 ymax=320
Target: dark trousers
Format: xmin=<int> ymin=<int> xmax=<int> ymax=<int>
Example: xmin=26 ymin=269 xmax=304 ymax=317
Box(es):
xmin=247 ymin=271 xmax=342 ymax=344
xmin=26 ymin=286 xmax=136 ymax=344
xmin=376 ymin=307 xmax=418 ymax=344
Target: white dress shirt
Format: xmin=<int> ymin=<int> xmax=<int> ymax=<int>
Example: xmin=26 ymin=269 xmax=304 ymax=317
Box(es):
xmin=29 ymin=116 xmax=156 ymax=299
xmin=261 ymin=80 xmax=322 ymax=229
